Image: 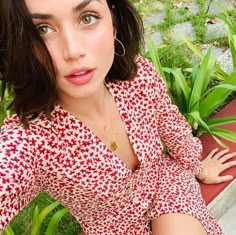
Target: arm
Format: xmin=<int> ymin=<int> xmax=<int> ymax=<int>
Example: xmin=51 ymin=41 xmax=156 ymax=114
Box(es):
xmin=142 ymin=57 xmax=236 ymax=182
xmin=0 ymin=125 xmax=40 ymax=232
xmin=143 ymin=61 xmax=203 ymax=175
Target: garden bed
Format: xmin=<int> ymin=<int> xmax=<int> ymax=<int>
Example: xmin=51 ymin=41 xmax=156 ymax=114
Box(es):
xmin=199 ymin=99 xmax=236 ymax=204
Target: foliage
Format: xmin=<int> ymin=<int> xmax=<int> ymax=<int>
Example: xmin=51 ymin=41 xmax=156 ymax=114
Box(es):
xmin=1 ymin=201 xmax=70 ymax=235
xmin=216 ymin=0 xmax=236 ymax=69
xmin=0 ymin=81 xmax=13 ymax=125
xmin=144 ymin=18 xmax=236 ymax=147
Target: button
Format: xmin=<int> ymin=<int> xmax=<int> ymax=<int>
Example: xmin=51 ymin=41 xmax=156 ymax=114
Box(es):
xmin=136 ymin=186 xmax=142 ymax=191
xmin=127 ymin=182 xmax=133 ymax=188
xmin=141 ymin=202 xmax=149 ymax=209
xmin=133 ymin=197 xmax=139 ymax=204
xmin=127 ymin=182 xmax=133 ymax=193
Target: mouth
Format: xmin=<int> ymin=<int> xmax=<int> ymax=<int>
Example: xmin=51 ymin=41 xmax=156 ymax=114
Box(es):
xmin=70 ymin=71 xmax=88 ymax=76
xmin=65 ymin=67 xmax=94 ymax=78
xmin=65 ymin=67 xmax=95 ymax=85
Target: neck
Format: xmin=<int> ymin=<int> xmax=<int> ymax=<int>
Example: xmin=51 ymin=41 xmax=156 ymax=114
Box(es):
xmin=58 ymin=83 xmax=118 ymax=152
xmin=58 ymin=84 xmax=110 ymax=120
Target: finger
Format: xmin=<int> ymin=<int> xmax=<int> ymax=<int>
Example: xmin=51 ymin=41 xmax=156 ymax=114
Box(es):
xmin=216 ymin=175 xmax=234 ymax=183
xmin=205 ymin=148 xmax=219 ymax=159
xmin=221 ymin=160 xmax=236 ymax=171
xmin=219 ymin=152 xmax=236 ymax=163
xmin=212 ymin=148 xmax=230 ymax=160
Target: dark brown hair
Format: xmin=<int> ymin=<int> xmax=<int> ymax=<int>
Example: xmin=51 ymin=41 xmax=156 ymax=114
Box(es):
xmin=0 ymin=0 xmax=143 ymax=126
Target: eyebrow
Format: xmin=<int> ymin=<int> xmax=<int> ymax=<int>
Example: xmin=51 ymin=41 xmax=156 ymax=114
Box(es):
xmin=30 ymin=0 xmax=102 ymax=20
xmin=73 ymin=0 xmax=101 ymax=13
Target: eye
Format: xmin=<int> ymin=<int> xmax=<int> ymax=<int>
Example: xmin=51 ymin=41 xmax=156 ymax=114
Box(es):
xmin=80 ymin=13 xmax=99 ymax=25
xmin=36 ymin=24 xmax=53 ymax=36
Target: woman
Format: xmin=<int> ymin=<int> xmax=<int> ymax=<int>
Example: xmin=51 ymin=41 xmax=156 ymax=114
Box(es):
xmin=1 ymin=0 xmax=236 ymax=234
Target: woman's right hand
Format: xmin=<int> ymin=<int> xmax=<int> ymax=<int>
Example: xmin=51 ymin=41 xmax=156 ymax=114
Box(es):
xmin=196 ymin=148 xmax=236 ymax=184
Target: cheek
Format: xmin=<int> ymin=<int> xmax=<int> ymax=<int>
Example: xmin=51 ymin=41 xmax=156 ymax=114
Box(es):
xmin=90 ymin=31 xmax=115 ymax=57
xmin=87 ymin=17 xmax=115 ymax=56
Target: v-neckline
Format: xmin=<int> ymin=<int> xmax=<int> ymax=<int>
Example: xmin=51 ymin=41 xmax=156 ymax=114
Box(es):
xmin=54 ymin=82 xmax=141 ymax=173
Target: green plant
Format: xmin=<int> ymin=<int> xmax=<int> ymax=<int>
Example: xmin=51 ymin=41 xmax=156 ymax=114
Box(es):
xmin=1 ymin=202 xmax=69 ymax=235
xmin=0 ymin=81 xmax=13 ymax=125
xmin=145 ymin=39 xmax=236 ymax=147
xmin=216 ymin=0 xmax=236 ymax=69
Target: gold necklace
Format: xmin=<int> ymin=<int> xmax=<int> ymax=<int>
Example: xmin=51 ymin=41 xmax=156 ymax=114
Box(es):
xmin=100 ymin=97 xmax=118 ymax=152
xmin=104 ymin=125 xmax=118 ymax=152
xmin=107 ymin=95 xmax=118 ymax=151
xmin=78 ymin=94 xmax=118 ymax=152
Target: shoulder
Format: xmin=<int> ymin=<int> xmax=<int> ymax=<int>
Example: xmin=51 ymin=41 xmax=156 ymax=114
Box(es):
xmin=0 ymin=115 xmax=31 ymax=157
xmin=1 ymin=114 xmax=27 ymax=136
xmin=133 ymin=55 xmax=167 ymax=96
xmin=108 ymin=55 xmax=167 ymax=99
xmin=135 ymin=54 xmax=157 ymax=74
xmin=0 ymin=113 xmax=57 ymax=161
xmin=1 ymin=113 xmax=51 ymax=142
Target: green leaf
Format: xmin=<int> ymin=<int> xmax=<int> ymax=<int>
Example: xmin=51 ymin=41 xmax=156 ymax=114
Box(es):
xmin=45 ymin=208 xmax=69 ymax=235
xmin=183 ymin=38 xmax=227 ymax=80
xmin=187 ymin=111 xmax=212 ymax=134
xmin=188 ymin=47 xmax=216 ymax=111
xmin=182 ymin=38 xmax=204 ymax=60
xmin=175 ymin=79 xmax=187 ymax=114
xmin=199 ymin=70 xmax=236 ymax=119
xmin=211 ymin=135 xmax=228 ymax=149
xmin=230 ymin=35 xmax=236 ymax=69
xmin=32 ymin=205 xmax=39 ymax=228
xmin=216 ymin=0 xmax=236 ymax=34
xmin=146 ymin=40 xmax=166 ymax=81
xmin=211 ymin=128 xmax=236 ymax=143
xmin=190 ymin=62 xmax=199 ymax=85
xmin=171 ymin=68 xmax=190 ymax=104
xmin=1 ymin=226 xmax=15 ymax=235
xmin=207 ymin=116 xmax=236 ymax=127
xmin=203 ymin=84 xmax=236 ymax=95
xmin=31 ymin=202 xmax=60 ymax=235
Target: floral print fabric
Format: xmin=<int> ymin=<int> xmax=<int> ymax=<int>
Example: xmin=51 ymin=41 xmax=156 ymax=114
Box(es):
xmin=0 ymin=56 xmax=222 ymax=234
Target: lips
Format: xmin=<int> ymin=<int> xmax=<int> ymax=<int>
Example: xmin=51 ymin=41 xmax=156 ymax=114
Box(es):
xmin=65 ymin=67 xmax=95 ymax=85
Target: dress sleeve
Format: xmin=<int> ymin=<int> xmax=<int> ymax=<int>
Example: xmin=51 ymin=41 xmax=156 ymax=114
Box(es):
xmin=0 ymin=124 xmax=40 ymax=232
xmin=140 ymin=57 xmax=203 ymax=175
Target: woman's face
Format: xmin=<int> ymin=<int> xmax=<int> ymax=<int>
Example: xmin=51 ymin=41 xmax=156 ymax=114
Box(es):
xmin=25 ymin=0 xmax=115 ymax=103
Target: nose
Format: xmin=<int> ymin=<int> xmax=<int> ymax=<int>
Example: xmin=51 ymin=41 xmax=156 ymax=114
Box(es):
xmin=62 ymin=28 xmax=85 ymax=61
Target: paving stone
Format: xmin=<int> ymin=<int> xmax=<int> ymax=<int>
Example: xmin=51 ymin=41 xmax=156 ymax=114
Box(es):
xmin=199 ymin=44 xmax=234 ymax=73
xmin=207 ymin=0 xmax=235 ymax=14
xmin=170 ymin=21 xmax=196 ymax=41
xmin=149 ymin=1 xmax=165 ymax=12
xmin=145 ymin=31 xmax=162 ymax=47
xmin=142 ymin=0 xmax=234 ymax=74
xmin=143 ymin=12 xmax=166 ymax=27
xmin=218 ymin=200 xmax=236 ymax=235
xmin=207 ymin=180 xmax=236 ymax=234
xmin=187 ymin=1 xmax=199 ymax=15
xmin=170 ymin=9 xmax=189 ymax=22
xmin=169 ymin=1 xmax=199 ymax=21
xmin=205 ymin=19 xmax=227 ymax=41
xmin=208 ymin=180 xmax=236 ymax=221
xmin=217 ymin=49 xmax=234 ymax=73
xmin=200 ymin=44 xmax=225 ymax=58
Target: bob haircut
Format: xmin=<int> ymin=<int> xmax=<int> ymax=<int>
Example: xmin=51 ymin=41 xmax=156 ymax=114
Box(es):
xmin=0 ymin=0 xmax=144 ymax=126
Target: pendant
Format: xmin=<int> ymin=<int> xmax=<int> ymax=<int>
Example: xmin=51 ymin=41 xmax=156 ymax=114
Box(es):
xmin=110 ymin=141 xmax=118 ymax=152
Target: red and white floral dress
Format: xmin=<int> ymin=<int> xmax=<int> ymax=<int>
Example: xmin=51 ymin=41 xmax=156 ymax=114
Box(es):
xmin=0 ymin=56 xmax=222 ymax=234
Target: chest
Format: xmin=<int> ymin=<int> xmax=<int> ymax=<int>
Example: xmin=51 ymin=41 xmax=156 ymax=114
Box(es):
xmin=39 ymin=94 xmax=163 ymax=199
